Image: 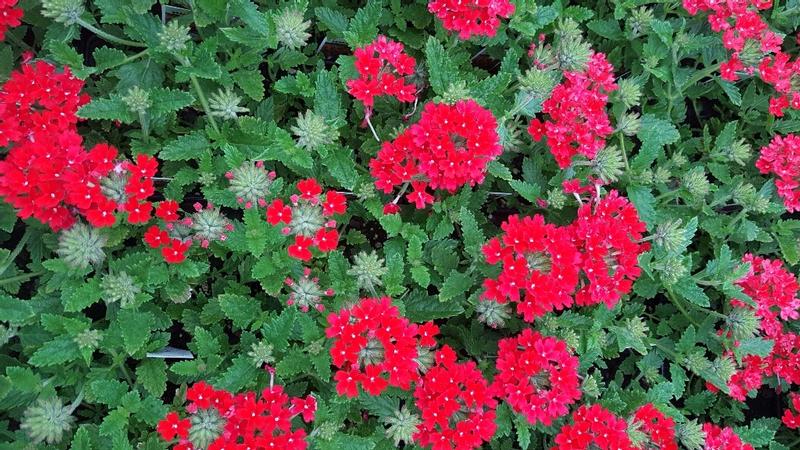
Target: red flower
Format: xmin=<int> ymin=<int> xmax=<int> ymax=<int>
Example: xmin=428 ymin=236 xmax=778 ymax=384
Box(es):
xmin=313 ymin=228 xmax=339 ymax=252
xmin=428 ymin=0 xmax=514 ymax=40
xmin=347 ymin=36 xmax=417 ymax=110
xmin=481 ymin=214 xmax=581 ymax=321
xmin=370 ymin=100 xmax=502 ymax=204
xmin=783 ymin=393 xmax=800 ymax=429
xmin=552 ymin=404 xmax=634 ymax=450
xmin=297 ymin=178 xmax=322 ymax=201
xmin=288 ymin=235 xmax=313 ymax=261
xmin=125 ymin=177 xmax=154 ymax=201
xmin=571 ymin=190 xmax=649 ymax=309
xmin=413 ymin=345 xmax=497 ymax=450
xmin=492 ymin=329 xmax=581 ymax=426
xmin=161 ymin=238 xmax=191 ymax=264
xmin=155 ymin=200 xmax=180 ymax=222
xmin=0 ymin=0 xmax=23 ymax=42
xmin=406 ymin=182 xmax=434 ymax=209
xmin=703 ymin=423 xmax=754 ymax=450
xmin=144 ymin=225 xmax=169 ymax=248
xmin=87 ymin=143 xmax=119 ymax=174
xmin=756 ymin=134 xmax=800 ymax=213
xmin=84 ymin=198 xmax=117 ymax=228
xmin=158 ymin=381 xmax=312 ymax=449
xmin=383 ymin=203 xmax=400 ymax=214
xmin=130 ymin=153 xmax=158 ymax=178
xmin=326 ymin=297 xmax=432 ymax=397
xmin=266 ymin=199 xmax=293 ymax=225
xmin=156 ymin=412 xmax=190 ymax=441
xmin=632 ymin=404 xmax=679 ymax=450
xmin=290 ymin=395 xmax=317 ymax=422
xmin=124 ymin=199 xmax=153 ymax=224
xmin=322 ymin=190 xmax=347 ymax=216
xmin=529 ymin=52 xmax=617 ymax=168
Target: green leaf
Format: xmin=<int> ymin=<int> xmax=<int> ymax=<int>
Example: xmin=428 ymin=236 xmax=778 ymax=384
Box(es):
xmin=93 ymin=47 xmax=128 ymax=71
xmin=214 ymin=355 xmax=259 ymax=392
xmin=627 ymin=185 xmax=656 ymax=226
xmin=77 ymin=96 xmax=135 ymax=123
xmin=118 ymin=310 xmax=154 ymax=355
xmin=513 ymin=412 xmax=532 ymax=449
xmin=439 ymin=271 xmax=472 ymax=301
xmin=71 ymin=426 xmax=93 ymax=450
xmin=149 ymin=88 xmax=195 ymax=117
xmin=262 ymin=308 xmax=297 ymax=350
xmin=159 ymin=132 xmax=210 ymax=161
xmin=734 ymin=337 xmax=775 ymax=360
xmin=234 ymin=70 xmax=266 ymax=101
xmin=359 ymin=395 xmax=399 ymax=417
xmin=314 ymin=69 xmax=342 ymax=121
xmin=425 ymin=36 xmax=458 ymax=95
xmin=673 ymin=278 xmax=710 ymax=307
xmin=404 ymin=292 xmax=464 ymax=321
xmin=0 ymin=294 xmax=34 ymax=325
xmin=136 ymin=359 xmax=167 ymax=397
xmin=324 ymin=146 xmax=359 ymax=189
xmin=28 ymin=336 xmax=81 ymax=367
xmin=315 ymin=7 xmax=349 ymax=37
xmin=62 ymin=278 xmax=102 ymax=312
xmin=218 ymin=293 xmax=261 ymax=329
xmin=192 ymin=326 xmax=221 ymax=358
xmin=343 ymin=0 xmax=384 ymax=47
xmin=633 ymin=114 xmax=680 ymax=170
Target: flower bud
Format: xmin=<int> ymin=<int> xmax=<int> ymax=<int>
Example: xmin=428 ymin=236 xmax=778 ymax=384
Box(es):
xmin=57 ymin=223 xmax=107 ymax=269
xmin=275 ymin=8 xmax=311 ymax=50
xmin=101 ymin=271 xmax=141 ymax=308
xmin=159 ymin=20 xmax=191 ymax=53
xmin=41 ymin=0 xmax=84 ymax=25
xmin=20 ymin=397 xmax=74 ymax=445
xmin=475 ymin=299 xmax=512 ymax=328
xmin=208 ymin=89 xmax=249 ymax=120
xmin=291 ymin=110 xmax=337 ymax=151
xmin=348 ymin=251 xmax=388 ymax=294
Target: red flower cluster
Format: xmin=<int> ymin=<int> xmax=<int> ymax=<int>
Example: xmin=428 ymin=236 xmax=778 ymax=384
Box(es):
xmin=492 ymin=329 xmax=580 ymax=426
xmin=413 ymin=345 xmax=496 ymax=450
xmin=0 ymin=0 xmax=22 ymax=41
xmin=427 ymin=0 xmax=514 ymax=40
xmin=756 ymin=134 xmax=800 ymax=212
xmin=325 ymin=297 xmax=438 ymax=397
xmin=783 ymin=393 xmax=800 ymax=428
xmin=713 ymin=254 xmax=800 ymax=401
xmin=144 ymin=200 xmax=233 ymax=264
xmin=482 ymin=190 xmax=647 ymax=321
xmin=266 ymin=178 xmax=346 ymax=261
xmin=631 ymin=404 xmax=678 ymax=450
xmin=347 ymin=35 xmax=417 ymax=112
xmin=703 ymin=423 xmax=754 ymax=450
xmin=551 ymin=404 xmax=634 ymax=450
xmin=156 ymin=381 xmax=315 ymax=450
xmin=528 ymin=52 xmax=617 ymax=169
xmin=370 ymin=99 xmax=502 ymax=210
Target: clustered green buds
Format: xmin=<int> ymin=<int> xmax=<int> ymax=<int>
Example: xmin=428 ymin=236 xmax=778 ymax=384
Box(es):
xmin=41 ymin=0 xmax=85 ymax=25
xmin=348 ymin=251 xmax=387 ymax=295
xmin=159 ymin=20 xmax=191 ymax=53
xmin=101 ymin=272 xmax=141 ymax=308
xmin=546 ymin=187 xmax=567 ymax=209
xmin=382 ymin=406 xmax=421 ymax=447
xmin=725 ymin=307 xmax=760 ymax=340
xmin=655 ymin=255 xmax=688 ymax=285
xmin=57 ymin=223 xmax=107 ymax=269
xmin=554 ymin=19 xmax=592 ymax=72
xmin=626 ymin=7 xmax=654 ymax=38
xmin=291 ymin=110 xmax=338 ymax=151
xmin=248 ymin=341 xmax=275 ymax=368
xmin=20 ymin=397 xmax=74 ymax=445
xmin=475 ymin=299 xmax=511 ymax=328
xmin=617 ymin=112 xmax=641 ymax=136
xmin=676 ymin=420 xmax=706 ymax=450
xmin=615 ymin=78 xmax=642 ymax=109
xmin=226 ymin=161 xmax=275 ymax=208
xmin=440 ymin=80 xmax=471 ymax=104
xmin=681 ymin=167 xmax=711 ymax=198
xmin=208 ymin=88 xmax=249 ymax=120
xmin=74 ymin=328 xmax=102 ymax=351
xmin=122 ymin=86 xmax=151 ymax=114
xmin=654 ymin=219 xmax=688 ymax=254
xmin=274 ymin=8 xmax=311 ymax=50
xmin=188 ymin=408 xmax=225 ymax=449
xmin=592 ymin=145 xmax=625 ymax=183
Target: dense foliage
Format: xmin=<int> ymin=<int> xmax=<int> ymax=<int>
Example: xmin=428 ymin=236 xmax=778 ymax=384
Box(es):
xmin=2 ymin=0 xmax=800 ymax=448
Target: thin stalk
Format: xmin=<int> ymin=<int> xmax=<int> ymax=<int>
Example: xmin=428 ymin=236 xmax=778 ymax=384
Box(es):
xmin=0 ymin=229 xmax=31 ymax=276
xmin=76 ymin=18 xmax=147 ymax=48
xmin=365 ymin=115 xmax=381 ymax=142
xmin=0 ymin=271 xmax=43 ymax=286
xmin=684 ymin=62 xmax=723 ymax=88
xmin=190 ymin=75 xmax=220 ymax=134
xmin=666 ymin=289 xmax=701 ymax=327
xmin=101 ymin=49 xmax=149 ymax=72
xmin=618 ymin=133 xmax=629 ymax=171
xmin=67 ymin=389 xmax=85 ymax=414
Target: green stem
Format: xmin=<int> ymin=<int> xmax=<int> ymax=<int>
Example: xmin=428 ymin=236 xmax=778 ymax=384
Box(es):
xmin=666 ymin=290 xmax=700 ymax=327
xmin=101 ymin=49 xmax=149 ymax=72
xmin=684 ymin=62 xmax=723 ymax=88
xmin=653 ymin=341 xmax=680 ymax=360
xmin=0 ymin=229 xmax=31 ymax=276
xmin=619 ymin=133 xmax=629 ymax=171
xmin=5 ymin=30 xmax=32 ymax=51
xmin=76 ymin=18 xmax=147 ymax=48
xmin=0 ymin=271 xmax=43 ymax=286
xmin=189 ymin=74 xmax=220 ymax=134
xmin=655 ymin=189 xmax=681 ymax=202
xmin=67 ymin=389 xmax=85 ymax=414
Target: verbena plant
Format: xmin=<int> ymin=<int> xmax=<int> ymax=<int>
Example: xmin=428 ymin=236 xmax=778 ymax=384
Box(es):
xmin=1 ymin=0 xmax=800 ymax=448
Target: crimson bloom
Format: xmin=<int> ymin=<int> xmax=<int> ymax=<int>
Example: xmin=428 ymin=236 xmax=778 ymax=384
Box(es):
xmin=0 ymin=0 xmax=23 ymax=42
xmin=297 ymin=178 xmax=322 ymax=201
xmin=703 ymin=423 xmax=754 ymax=450
xmin=552 ymin=404 xmax=634 ymax=450
xmin=288 ymin=235 xmax=313 ymax=261
xmin=144 ymin=225 xmax=170 ymax=248
xmin=428 ymin=0 xmax=514 ymax=40
xmin=266 ymin=198 xmax=293 ymax=225
xmin=156 ymin=412 xmax=190 ymax=441
xmin=346 ymin=35 xmax=417 ymax=110
xmin=161 ymin=238 xmax=191 ymax=264
xmin=155 ymin=200 xmax=180 ymax=222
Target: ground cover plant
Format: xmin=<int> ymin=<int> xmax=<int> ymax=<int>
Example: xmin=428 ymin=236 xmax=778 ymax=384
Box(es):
xmin=3 ymin=0 xmax=800 ymax=448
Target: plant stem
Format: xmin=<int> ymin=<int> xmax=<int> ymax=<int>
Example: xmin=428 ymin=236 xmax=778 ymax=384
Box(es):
xmin=653 ymin=341 xmax=680 ymax=360
xmin=0 ymin=271 xmax=43 ymax=286
xmin=76 ymin=18 xmax=148 ymax=48
xmin=0 ymin=229 xmax=31 ymax=276
xmin=618 ymin=133 xmax=629 ymax=171
xmin=666 ymin=289 xmax=701 ymax=327
xmin=101 ymin=49 xmax=149 ymax=72
xmin=684 ymin=62 xmax=723 ymax=88
xmin=190 ymin=74 xmax=220 ymax=134
xmin=67 ymin=389 xmax=85 ymax=414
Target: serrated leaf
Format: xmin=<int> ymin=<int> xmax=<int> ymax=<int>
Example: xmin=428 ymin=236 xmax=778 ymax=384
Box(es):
xmin=149 ymin=88 xmax=195 ymax=117
xmin=234 ymin=70 xmax=266 ymax=101
xmin=136 ymin=359 xmax=167 ymax=397
xmin=0 ymin=294 xmax=34 ymax=325
xmin=118 ymin=310 xmax=154 ymax=355
xmin=425 ymin=36 xmax=458 ymax=95
xmin=28 ymin=336 xmax=81 ymax=367
xmin=214 ymin=355 xmax=259 ymax=392
xmin=673 ymin=278 xmax=710 ymax=307
xmin=633 ymin=114 xmax=680 ymax=170
xmin=77 ymin=96 xmax=135 ymax=123
xmin=219 ymin=293 xmax=260 ymax=329
xmin=343 ymin=0 xmax=384 ymax=47
xmin=315 ymin=7 xmax=349 ymax=37
xmin=314 ymin=69 xmax=342 ymax=121
xmin=159 ymin=132 xmax=210 ymax=161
